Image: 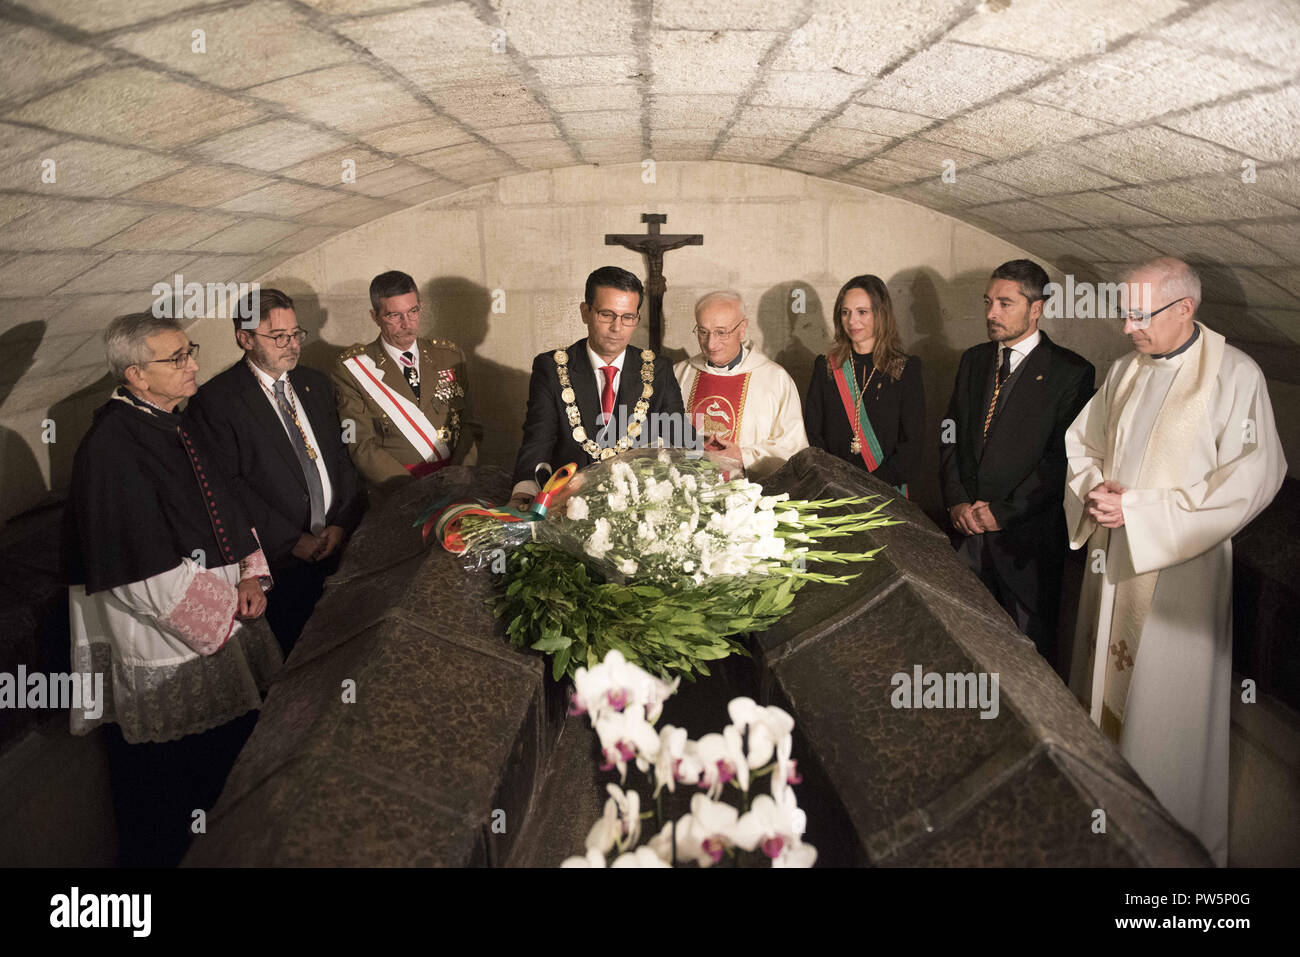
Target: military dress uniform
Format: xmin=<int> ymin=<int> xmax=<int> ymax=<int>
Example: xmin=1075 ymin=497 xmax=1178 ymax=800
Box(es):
xmin=331 ymin=336 xmax=481 ymax=494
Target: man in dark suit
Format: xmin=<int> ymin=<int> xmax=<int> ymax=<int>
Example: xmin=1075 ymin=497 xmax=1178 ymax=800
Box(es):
xmin=186 ymin=288 xmax=365 ymax=655
xmin=508 ymin=266 xmax=689 ymax=509
xmin=940 ymin=260 xmax=1095 ymax=670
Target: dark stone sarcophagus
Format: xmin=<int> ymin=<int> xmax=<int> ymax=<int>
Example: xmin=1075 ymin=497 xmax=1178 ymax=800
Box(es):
xmin=186 ymin=449 xmax=1210 ymax=867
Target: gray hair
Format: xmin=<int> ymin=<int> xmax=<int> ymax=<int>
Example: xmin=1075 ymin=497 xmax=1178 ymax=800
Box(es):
xmin=694 ymin=290 xmax=746 ymax=321
xmin=104 ymin=312 xmax=184 ymax=382
xmin=1129 ymin=257 xmax=1202 ymax=309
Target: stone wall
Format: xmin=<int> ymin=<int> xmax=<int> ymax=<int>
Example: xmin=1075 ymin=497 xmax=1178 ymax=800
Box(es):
xmin=189 ymin=160 xmax=1122 ymax=519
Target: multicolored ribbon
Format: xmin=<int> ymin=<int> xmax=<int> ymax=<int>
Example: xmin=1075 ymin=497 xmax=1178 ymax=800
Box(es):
xmin=415 ymin=462 xmax=579 ymax=552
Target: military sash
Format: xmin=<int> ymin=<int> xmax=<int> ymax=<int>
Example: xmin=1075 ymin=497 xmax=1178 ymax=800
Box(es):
xmin=833 ymin=359 xmax=908 ymax=498
xmin=687 ymin=369 xmax=750 ymax=444
xmin=343 ymin=353 xmax=450 ymax=469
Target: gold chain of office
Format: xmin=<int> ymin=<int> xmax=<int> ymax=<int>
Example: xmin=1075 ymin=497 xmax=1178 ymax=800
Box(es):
xmin=554 ymin=348 xmax=655 ymax=460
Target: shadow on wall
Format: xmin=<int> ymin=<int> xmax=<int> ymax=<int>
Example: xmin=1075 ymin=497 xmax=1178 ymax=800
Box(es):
xmin=271 ymin=276 xmax=533 ymax=473
xmin=425 ymin=276 xmax=530 ymax=472
xmin=756 ymin=282 xmax=829 ymax=403
xmin=292 ymin=281 xmax=350 ymax=377
xmin=1196 ymin=257 xmax=1300 ymax=387
xmin=0 ymin=322 xmax=46 ymax=523
xmin=45 ymin=371 xmax=116 ymax=500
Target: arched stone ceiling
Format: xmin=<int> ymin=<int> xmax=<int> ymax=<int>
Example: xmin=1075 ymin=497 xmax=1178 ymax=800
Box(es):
xmin=1 ymin=0 xmax=1298 ymax=418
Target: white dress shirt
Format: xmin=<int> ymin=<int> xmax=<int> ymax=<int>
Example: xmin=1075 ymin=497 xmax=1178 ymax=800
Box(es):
xmin=1001 ymin=329 xmax=1041 ymax=375
xmin=588 ymin=344 xmax=626 ymax=408
xmin=381 ymin=337 xmax=420 ymax=379
xmin=512 ymin=345 xmax=629 ymax=500
xmin=247 ymin=359 xmax=334 ymax=517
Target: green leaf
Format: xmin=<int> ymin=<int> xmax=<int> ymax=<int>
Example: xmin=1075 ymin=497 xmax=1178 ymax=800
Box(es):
xmin=531 ymin=633 xmax=573 ymax=652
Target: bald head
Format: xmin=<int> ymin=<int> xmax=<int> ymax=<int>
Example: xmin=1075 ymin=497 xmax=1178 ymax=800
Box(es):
xmin=693 ymin=290 xmax=748 ymax=366
xmin=1123 ymin=257 xmax=1200 ymax=355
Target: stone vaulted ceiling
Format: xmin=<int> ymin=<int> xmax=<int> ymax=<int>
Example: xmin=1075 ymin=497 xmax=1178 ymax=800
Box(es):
xmin=1 ymin=0 xmax=1298 ymax=419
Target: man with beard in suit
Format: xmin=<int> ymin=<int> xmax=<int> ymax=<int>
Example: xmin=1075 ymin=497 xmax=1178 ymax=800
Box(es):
xmin=186 ymin=288 xmax=365 ymax=654
xmin=508 ymin=266 xmax=689 ymax=509
xmin=940 ymin=259 xmax=1095 ymax=671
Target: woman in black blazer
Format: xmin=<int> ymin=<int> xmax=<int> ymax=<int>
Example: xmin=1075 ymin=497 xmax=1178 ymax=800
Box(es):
xmin=804 ymin=275 xmax=924 ymax=494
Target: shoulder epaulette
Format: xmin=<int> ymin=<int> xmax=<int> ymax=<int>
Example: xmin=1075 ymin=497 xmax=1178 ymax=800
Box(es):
xmin=425 ymin=337 xmax=464 ymax=356
xmin=337 ymin=343 xmax=366 ymax=361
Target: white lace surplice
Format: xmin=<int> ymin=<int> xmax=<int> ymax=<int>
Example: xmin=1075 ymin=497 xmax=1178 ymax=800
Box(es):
xmin=69 ymin=555 xmax=282 ymax=744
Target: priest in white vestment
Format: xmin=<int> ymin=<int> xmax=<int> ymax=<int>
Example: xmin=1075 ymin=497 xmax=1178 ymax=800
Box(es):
xmin=674 ymin=291 xmax=808 ymax=481
xmin=1064 ymin=258 xmax=1286 ymax=866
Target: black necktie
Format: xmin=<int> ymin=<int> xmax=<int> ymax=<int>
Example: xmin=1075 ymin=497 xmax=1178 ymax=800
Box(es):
xmin=273 ymin=379 xmax=326 ymax=535
xmin=401 ymin=351 xmax=420 ymax=399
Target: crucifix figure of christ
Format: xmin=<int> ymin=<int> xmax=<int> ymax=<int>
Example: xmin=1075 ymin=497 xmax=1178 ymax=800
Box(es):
xmin=605 ymin=213 xmax=703 ymax=354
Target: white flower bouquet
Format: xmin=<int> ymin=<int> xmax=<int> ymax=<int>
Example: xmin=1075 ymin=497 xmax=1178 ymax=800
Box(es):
xmin=561 ymin=650 xmax=817 ymax=868
xmin=442 ymin=447 xmax=899 ymax=680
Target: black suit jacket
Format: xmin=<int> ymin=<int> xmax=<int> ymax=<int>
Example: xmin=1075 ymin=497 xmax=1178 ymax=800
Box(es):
xmin=939 ymin=332 xmax=1094 ymax=608
xmin=186 ymin=360 xmax=366 ymax=568
xmin=513 ymin=339 xmax=687 ymax=485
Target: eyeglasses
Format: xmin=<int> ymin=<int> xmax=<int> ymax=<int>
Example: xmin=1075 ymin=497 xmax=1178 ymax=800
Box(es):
xmin=1120 ymin=297 xmax=1187 ymax=330
xmin=693 ymin=320 xmax=745 ymax=341
xmin=250 ymin=329 xmax=308 ymax=348
xmin=590 ymin=309 xmax=640 ymax=327
xmin=380 ymin=305 xmax=421 ymax=323
xmin=143 ymin=343 xmax=200 ymax=370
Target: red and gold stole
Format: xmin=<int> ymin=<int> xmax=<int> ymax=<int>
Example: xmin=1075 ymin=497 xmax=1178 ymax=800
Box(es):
xmin=687 ymin=369 xmax=751 ymax=444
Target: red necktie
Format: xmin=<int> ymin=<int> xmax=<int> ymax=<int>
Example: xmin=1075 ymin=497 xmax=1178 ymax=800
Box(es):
xmin=600 ymin=365 xmax=617 ymax=419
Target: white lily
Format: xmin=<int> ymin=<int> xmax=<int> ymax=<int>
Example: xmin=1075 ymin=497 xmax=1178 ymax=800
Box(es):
xmin=727 ymin=697 xmax=795 ymax=769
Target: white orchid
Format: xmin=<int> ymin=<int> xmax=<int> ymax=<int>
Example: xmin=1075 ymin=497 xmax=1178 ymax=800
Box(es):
xmin=771 ymin=727 xmax=804 ymax=798
xmin=560 ymin=650 xmax=821 ymax=868
xmin=585 ymin=782 xmax=642 ymax=855
xmin=691 ymin=726 xmax=749 ymax=799
xmin=727 ymin=697 xmax=795 ymax=769
xmin=686 ymin=794 xmax=741 ymax=867
xmin=585 ymin=796 xmax=620 ymax=854
xmin=610 ymin=846 xmax=671 ymax=868
xmin=560 ymin=848 xmax=607 ymax=867
xmin=594 ymin=706 xmax=661 ymax=782
xmin=772 ymin=843 xmax=818 ymax=868
xmin=731 ymin=787 xmax=815 ymax=867
xmin=570 ymin=649 xmax=677 ymax=723
xmin=646 ymin=724 xmax=701 ymax=797
xmin=648 ymin=794 xmax=740 ymax=867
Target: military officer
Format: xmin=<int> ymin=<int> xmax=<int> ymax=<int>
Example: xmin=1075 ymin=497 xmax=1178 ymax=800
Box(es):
xmin=332 ymin=270 xmax=481 ymax=495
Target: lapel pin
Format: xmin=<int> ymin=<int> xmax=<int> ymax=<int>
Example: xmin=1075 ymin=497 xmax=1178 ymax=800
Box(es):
xmin=1035 ymin=374 xmax=1043 ymax=381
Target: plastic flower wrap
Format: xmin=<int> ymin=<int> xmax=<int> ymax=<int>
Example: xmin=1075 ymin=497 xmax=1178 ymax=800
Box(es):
xmin=425 ymin=447 xmax=900 ymax=680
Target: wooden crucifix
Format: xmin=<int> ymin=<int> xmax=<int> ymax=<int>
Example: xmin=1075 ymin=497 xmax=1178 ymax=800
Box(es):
xmin=605 ymin=213 xmax=702 ymax=354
